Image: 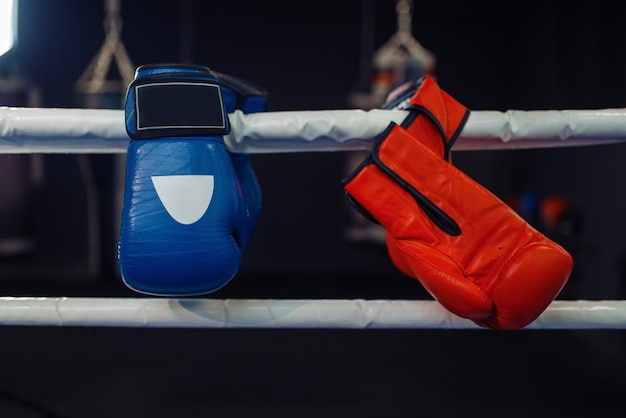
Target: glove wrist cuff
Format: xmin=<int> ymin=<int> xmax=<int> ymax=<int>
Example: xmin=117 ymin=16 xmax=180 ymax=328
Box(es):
xmin=125 ymin=64 xmax=230 ymax=140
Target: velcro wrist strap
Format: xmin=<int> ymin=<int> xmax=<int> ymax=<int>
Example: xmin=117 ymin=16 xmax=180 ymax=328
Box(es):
xmin=125 ymin=66 xmax=230 ymax=140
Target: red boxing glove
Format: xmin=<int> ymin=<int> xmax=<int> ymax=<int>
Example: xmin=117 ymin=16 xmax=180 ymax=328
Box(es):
xmin=343 ymin=124 xmax=573 ymax=330
xmin=381 ymin=75 xmax=470 ymax=274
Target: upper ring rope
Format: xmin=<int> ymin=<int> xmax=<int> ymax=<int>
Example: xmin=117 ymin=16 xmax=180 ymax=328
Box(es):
xmin=1 ymin=107 xmax=626 ymax=154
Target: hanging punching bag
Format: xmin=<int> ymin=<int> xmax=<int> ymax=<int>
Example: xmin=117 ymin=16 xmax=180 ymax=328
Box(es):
xmin=74 ymin=0 xmax=135 ymax=278
xmin=370 ymin=0 xmax=435 ymax=107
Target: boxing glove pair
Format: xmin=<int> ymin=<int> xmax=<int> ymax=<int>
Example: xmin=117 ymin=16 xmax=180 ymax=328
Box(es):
xmin=118 ymin=63 xmax=266 ymax=296
xmin=343 ymin=76 xmax=573 ymax=330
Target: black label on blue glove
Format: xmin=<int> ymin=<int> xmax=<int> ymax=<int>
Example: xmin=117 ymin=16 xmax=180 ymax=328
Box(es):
xmin=132 ymin=81 xmax=229 ymax=139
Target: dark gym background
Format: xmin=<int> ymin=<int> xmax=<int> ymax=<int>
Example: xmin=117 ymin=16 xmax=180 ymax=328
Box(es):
xmin=0 ymin=1 xmax=624 ymax=417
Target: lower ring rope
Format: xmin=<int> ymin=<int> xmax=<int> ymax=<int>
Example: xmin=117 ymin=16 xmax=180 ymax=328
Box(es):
xmin=0 ymin=298 xmax=624 ymax=329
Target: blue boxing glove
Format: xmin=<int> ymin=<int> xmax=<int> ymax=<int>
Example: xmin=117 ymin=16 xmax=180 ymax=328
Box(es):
xmin=215 ymin=71 xmax=267 ymax=251
xmin=118 ymin=63 xmax=245 ymax=296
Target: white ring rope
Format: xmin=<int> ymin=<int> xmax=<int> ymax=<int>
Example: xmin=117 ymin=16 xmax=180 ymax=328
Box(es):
xmin=2 ymin=107 xmax=626 ymax=154
xmin=0 ymin=298 xmax=624 ymax=329
xmin=2 ymin=106 xmax=626 ymax=329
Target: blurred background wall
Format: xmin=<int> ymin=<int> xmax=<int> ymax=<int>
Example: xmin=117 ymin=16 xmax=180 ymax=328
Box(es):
xmin=0 ymin=2 xmax=625 ymax=418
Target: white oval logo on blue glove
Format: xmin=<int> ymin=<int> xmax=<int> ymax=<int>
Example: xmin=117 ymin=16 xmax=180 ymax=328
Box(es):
xmin=151 ymin=175 xmax=214 ymax=225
